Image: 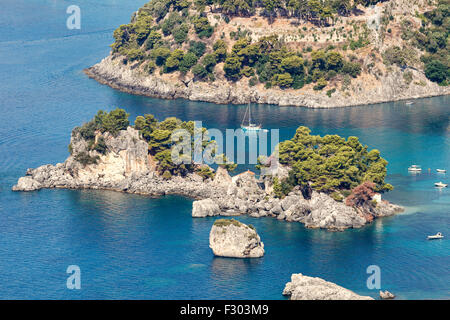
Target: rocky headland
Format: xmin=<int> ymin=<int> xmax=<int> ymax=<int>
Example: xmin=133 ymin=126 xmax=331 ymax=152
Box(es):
xmin=209 ymin=219 xmax=264 ymax=258
xmin=85 ymin=54 xmax=449 ymax=109
xmin=283 ymin=273 xmax=374 ymax=300
xmin=13 ymin=114 xmax=403 ymax=231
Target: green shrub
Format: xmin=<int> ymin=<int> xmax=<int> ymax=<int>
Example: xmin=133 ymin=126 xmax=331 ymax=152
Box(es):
xmin=95 ymin=108 xmax=130 ymax=136
xmin=202 ymin=53 xmax=217 ymax=73
xmin=179 ymin=52 xmax=198 ymax=73
xmin=331 ymin=191 xmax=344 ymax=202
xmin=196 ymin=166 xmax=215 ymax=180
xmin=93 ymin=137 xmax=108 ymax=154
xmin=313 ymin=78 xmax=327 ymax=90
xmin=425 ymin=60 xmax=449 ymax=84
xmin=326 ymin=88 xmax=336 ymax=97
xmin=193 ymin=16 xmax=213 ymax=38
xmin=403 ymin=71 xmax=413 ymax=84
xmin=189 ymin=41 xmax=206 ymax=58
xmin=152 ymin=47 xmax=171 ymax=66
xmin=145 ymin=61 xmax=156 ymax=74
xmin=271 ymin=73 xmax=293 ymax=88
xmin=74 ymin=152 xmax=100 ymax=166
xmin=249 ymin=76 xmax=258 ymax=86
xmin=223 ymin=55 xmax=242 ymax=81
xmin=173 ymin=24 xmax=189 ymax=44
xmin=126 ymin=48 xmax=145 ymax=62
xmin=162 ymin=170 xmax=172 ymax=180
xmin=342 ymin=61 xmax=361 ymax=78
xmin=192 ymin=64 xmax=208 ymax=80
xmin=213 ymin=40 xmax=227 ymax=62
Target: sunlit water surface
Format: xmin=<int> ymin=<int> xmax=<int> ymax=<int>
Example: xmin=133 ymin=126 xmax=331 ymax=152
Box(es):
xmin=0 ymin=0 xmax=448 ymax=299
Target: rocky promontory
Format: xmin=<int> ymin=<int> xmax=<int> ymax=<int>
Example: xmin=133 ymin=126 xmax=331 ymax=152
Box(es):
xmin=209 ymin=219 xmax=264 ymax=258
xmin=283 ymin=273 xmax=374 ymax=300
xmin=86 ymin=54 xmax=449 ymax=109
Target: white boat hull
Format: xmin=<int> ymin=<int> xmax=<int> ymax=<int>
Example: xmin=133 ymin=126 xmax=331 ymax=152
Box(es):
xmin=427 ymin=236 xmax=444 ymax=240
xmin=434 ymin=183 xmax=448 ymax=188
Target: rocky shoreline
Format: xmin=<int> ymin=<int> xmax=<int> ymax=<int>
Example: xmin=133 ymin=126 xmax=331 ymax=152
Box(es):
xmin=12 ymin=125 xmax=403 ymax=230
xmin=85 ymin=55 xmax=450 ymax=108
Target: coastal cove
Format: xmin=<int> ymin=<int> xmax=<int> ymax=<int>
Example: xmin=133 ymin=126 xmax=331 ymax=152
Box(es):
xmin=0 ymin=0 xmax=449 ymax=300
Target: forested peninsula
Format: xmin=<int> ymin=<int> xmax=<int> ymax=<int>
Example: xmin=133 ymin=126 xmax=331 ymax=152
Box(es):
xmin=85 ymin=0 xmax=449 ymax=107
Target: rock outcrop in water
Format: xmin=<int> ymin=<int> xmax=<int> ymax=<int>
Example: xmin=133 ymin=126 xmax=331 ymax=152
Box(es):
xmin=12 ymin=126 xmax=403 ymax=230
xmin=283 ymin=273 xmax=374 ymax=300
xmin=379 ymin=290 xmax=396 ymax=299
xmin=209 ymin=219 xmax=264 ymax=258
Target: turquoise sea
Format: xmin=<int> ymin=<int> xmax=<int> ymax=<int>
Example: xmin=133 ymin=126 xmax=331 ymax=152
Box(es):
xmin=0 ymin=0 xmax=448 ymax=299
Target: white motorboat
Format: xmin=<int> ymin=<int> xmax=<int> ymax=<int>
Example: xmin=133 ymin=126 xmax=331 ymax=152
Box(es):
xmin=427 ymin=232 xmax=444 ymax=240
xmin=436 ymin=169 xmax=446 ymax=173
xmin=408 ymin=165 xmax=422 ymax=172
xmin=434 ymin=182 xmax=448 ymax=188
xmin=405 ymin=101 xmax=414 ymax=105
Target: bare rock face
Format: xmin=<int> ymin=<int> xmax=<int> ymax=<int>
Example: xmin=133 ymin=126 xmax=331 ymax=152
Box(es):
xmin=212 ymin=166 xmax=232 ymax=186
xmin=305 ymin=191 xmax=367 ymax=230
xmin=12 ymin=127 xmax=150 ymax=192
xmin=283 ymin=273 xmax=374 ymax=300
xmin=209 ymin=219 xmax=264 ymax=258
xmin=192 ymin=198 xmax=221 ymax=217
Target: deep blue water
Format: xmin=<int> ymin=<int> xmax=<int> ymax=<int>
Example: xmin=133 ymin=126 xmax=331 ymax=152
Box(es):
xmin=0 ymin=1 xmax=449 ymax=299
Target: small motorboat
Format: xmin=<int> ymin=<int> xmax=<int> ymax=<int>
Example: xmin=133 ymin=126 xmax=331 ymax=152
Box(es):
xmin=434 ymin=182 xmax=448 ymax=188
xmin=427 ymin=232 xmax=444 ymax=240
xmin=405 ymin=101 xmax=414 ymax=105
xmin=408 ymin=165 xmax=422 ymax=172
xmin=437 ymin=169 xmax=447 ymax=173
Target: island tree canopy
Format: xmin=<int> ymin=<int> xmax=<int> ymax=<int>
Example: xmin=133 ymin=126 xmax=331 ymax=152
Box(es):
xmin=274 ymin=126 xmax=393 ymax=198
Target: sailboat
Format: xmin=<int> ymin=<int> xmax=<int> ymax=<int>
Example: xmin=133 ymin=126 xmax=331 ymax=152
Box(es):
xmin=241 ymin=103 xmax=262 ymax=133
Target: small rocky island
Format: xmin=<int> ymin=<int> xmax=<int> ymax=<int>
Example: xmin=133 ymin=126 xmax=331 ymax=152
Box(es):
xmin=283 ymin=273 xmax=374 ymax=300
xmin=13 ymin=108 xmax=403 ymax=230
xmin=209 ymin=219 xmax=264 ymax=258
xmin=85 ymin=0 xmax=449 ymax=108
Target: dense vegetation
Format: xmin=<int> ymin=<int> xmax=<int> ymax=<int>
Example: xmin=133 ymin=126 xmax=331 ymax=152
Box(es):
xmin=413 ymin=0 xmax=449 ymax=85
xmin=109 ymin=0 xmax=448 ymax=92
xmin=270 ymin=126 xmax=393 ymax=199
xmin=223 ymin=35 xmax=361 ymax=89
xmin=134 ymin=113 xmax=217 ymax=179
xmin=109 ymin=0 xmax=384 ymax=91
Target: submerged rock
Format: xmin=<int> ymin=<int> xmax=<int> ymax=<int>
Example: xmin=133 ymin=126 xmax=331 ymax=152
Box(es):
xmin=283 ymin=273 xmax=374 ymax=300
xmin=209 ymin=219 xmax=264 ymax=258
